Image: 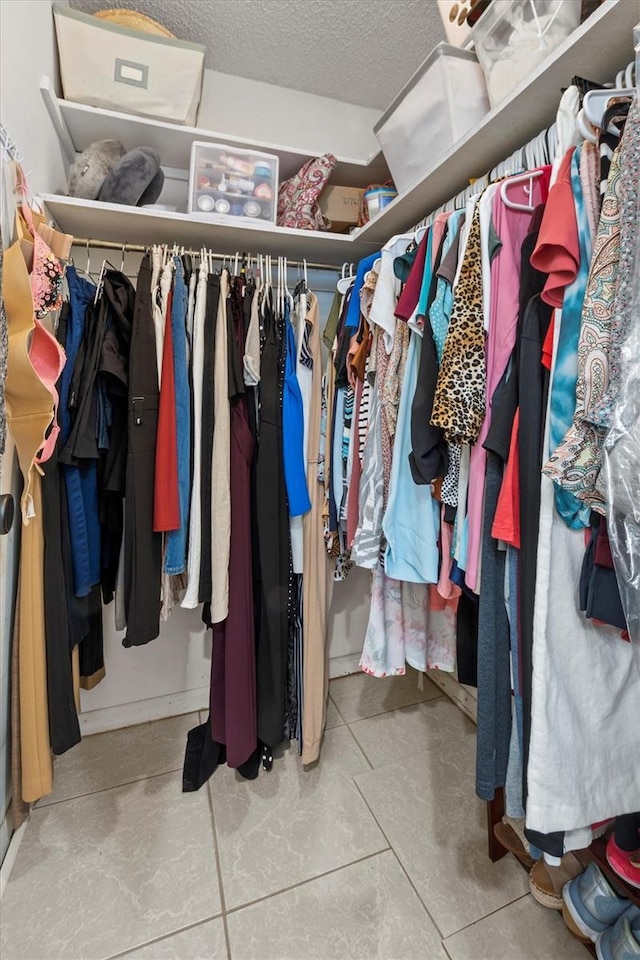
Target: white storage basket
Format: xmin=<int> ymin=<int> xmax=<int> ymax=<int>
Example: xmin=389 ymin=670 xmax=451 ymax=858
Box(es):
xmin=374 ymin=43 xmax=490 ymax=195
xmin=53 ymin=3 xmax=205 ymax=126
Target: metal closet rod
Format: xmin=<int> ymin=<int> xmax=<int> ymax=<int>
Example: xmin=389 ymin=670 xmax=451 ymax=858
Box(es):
xmin=71 ymin=237 xmax=341 ymax=272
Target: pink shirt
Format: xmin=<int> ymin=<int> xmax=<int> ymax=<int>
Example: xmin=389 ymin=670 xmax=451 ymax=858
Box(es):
xmin=464 ymin=169 xmax=550 ymax=593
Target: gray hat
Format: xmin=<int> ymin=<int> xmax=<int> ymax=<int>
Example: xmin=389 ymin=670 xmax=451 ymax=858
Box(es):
xmin=98 ymin=147 xmax=164 ymax=207
xmin=68 ymin=139 xmax=125 ymax=200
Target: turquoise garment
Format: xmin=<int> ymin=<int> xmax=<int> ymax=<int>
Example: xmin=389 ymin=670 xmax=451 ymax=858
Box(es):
xmin=415 ymin=230 xmax=434 ymax=320
xmin=428 ymin=210 xmax=465 ymax=362
xmin=548 ymin=147 xmax=591 ymax=529
xmin=383 ymin=334 xmax=440 ymax=583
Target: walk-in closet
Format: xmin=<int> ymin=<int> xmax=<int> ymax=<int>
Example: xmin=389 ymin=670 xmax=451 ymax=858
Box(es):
xmin=1 ymin=1 xmax=639 ymax=958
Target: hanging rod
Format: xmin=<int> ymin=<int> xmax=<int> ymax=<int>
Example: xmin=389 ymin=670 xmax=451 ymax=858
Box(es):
xmin=70 ymin=237 xmax=341 ymax=272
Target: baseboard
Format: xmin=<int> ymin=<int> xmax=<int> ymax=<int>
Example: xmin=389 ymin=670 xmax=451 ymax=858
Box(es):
xmin=79 ymin=687 xmax=210 ymax=736
xmin=427 ymin=670 xmax=478 ymax=724
xmin=0 ymin=817 xmax=27 ymax=900
xmin=328 ymin=653 xmax=362 ymax=679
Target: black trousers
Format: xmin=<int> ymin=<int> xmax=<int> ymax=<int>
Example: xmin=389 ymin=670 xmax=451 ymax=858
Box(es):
xmin=41 ymin=446 xmax=81 ymax=755
xmin=124 ymin=256 xmax=162 ymax=646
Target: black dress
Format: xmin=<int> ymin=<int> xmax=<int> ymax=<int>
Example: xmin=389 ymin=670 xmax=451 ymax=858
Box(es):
xmin=254 ymin=296 xmax=290 ymax=749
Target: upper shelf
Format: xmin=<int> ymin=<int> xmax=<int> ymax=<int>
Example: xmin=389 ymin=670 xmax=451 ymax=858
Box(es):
xmin=40 ymin=77 xmax=390 ymax=188
xmin=40 ymin=0 xmax=637 ymax=261
xmin=37 ymin=194 xmax=378 ymax=265
xmin=356 ymin=0 xmax=638 ymax=244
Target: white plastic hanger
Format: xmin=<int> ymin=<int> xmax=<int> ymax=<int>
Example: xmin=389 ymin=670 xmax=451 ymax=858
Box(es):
xmin=576 ymin=107 xmax=598 ymax=143
xmin=583 ymin=88 xmax=632 ymax=128
xmin=337 ymin=262 xmax=354 ymax=295
xmin=501 ymin=168 xmax=544 ymax=212
xmin=283 ymin=256 xmax=293 ymax=310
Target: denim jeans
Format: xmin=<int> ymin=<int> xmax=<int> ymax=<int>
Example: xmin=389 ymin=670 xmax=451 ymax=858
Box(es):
xmin=164 ymin=258 xmax=191 ymax=574
xmin=62 ymin=267 xmax=101 ymax=597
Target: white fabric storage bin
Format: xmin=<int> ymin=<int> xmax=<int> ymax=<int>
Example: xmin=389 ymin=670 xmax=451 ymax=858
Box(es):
xmin=374 ymin=43 xmax=490 ymax=196
xmin=53 ymin=3 xmax=205 ymax=126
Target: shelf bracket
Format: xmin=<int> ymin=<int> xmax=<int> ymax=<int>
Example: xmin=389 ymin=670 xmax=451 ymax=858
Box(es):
xmin=40 ymin=75 xmax=76 ymax=166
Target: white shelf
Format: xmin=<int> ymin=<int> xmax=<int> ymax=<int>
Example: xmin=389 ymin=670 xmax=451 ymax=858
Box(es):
xmin=40 ymin=0 xmax=637 ymax=262
xmin=40 ymin=78 xmax=390 ymax=188
xmin=38 ymin=194 xmax=378 ymax=265
xmin=357 ymin=0 xmax=638 ymax=244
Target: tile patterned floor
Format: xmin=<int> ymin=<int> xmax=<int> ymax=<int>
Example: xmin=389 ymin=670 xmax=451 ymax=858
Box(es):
xmin=1 ymin=672 xmax=586 ymax=960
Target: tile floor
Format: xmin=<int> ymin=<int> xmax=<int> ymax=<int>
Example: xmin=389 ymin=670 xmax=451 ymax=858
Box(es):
xmin=1 ymin=670 xmax=587 ymax=960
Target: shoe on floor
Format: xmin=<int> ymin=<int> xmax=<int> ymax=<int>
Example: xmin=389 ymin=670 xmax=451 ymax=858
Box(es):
xmin=596 ymin=905 xmax=640 ymax=960
xmin=607 ymin=835 xmax=640 ymax=890
xmin=563 ymin=862 xmax=631 ymax=941
xmin=562 ymin=903 xmax=593 ymax=944
xmin=529 ymin=853 xmax=583 ymax=910
xmin=494 ymin=819 xmax=535 ymax=869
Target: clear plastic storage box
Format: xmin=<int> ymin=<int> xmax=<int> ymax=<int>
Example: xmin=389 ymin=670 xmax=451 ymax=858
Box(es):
xmin=188 ymin=142 xmax=279 ymax=224
xmin=373 ymin=42 xmax=490 ymax=196
xmin=471 ymin=0 xmax=582 ymax=108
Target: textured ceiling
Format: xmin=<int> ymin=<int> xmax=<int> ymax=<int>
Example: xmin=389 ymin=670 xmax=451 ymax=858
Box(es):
xmin=69 ymin=0 xmax=445 ymax=109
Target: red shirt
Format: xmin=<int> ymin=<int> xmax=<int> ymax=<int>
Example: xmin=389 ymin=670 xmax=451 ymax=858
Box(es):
xmin=492 ymin=409 xmax=521 ymax=550
xmin=530 ymin=148 xmax=579 ymax=309
xmin=154 ymin=290 xmax=180 ymax=532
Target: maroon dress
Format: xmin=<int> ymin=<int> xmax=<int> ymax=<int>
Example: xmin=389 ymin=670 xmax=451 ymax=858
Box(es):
xmin=210 ymin=278 xmax=257 ymax=768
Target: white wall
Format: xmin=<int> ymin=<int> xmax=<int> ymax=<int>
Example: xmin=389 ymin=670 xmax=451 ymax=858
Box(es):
xmin=0 ymin=1 xmax=68 ymax=196
xmin=199 ymin=69 xmax=382 ymax=162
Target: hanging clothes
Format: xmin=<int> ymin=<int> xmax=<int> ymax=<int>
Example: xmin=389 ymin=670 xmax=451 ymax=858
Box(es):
xmin=255 ymin=291 xmax=290 ymax=749
xmin=210 ymin=276 xmax=257 ymax=768
xmin=3 ymin=233 xmax=58 ymax=802
xmin=123 ymin=255 xmax=162 ymax=647
xmin=301 ymin=293 xmax=334 ymax=764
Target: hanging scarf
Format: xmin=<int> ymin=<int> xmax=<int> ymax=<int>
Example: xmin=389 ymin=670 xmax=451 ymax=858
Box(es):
xmin=544 ymin=145 xmax=591 ymax=529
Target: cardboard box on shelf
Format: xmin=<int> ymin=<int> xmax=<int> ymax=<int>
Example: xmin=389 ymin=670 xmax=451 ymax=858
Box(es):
xmin=319 ymin=185 xmax=365 ymax=230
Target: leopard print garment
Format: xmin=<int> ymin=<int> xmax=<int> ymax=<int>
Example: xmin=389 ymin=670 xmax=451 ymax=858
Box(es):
xmin=430 ymin=206 xmax=486 ymax=445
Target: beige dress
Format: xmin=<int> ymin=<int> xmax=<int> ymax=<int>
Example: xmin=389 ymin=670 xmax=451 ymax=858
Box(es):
xmin=302 ymin=295 xmax=335 ymax=764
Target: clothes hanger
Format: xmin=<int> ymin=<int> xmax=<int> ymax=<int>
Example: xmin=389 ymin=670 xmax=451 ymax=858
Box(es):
xmin=576 ymin=107 xmax=598 ymax=143
xmin=120 ymin=244 xmax=126 ymax=273
xmin=283 ymin=256 xmax=293 ymax=310
xmin=500 ymin=169 xmax=544 ymax=211
xmin=583 ymin=88 xmax=632 ymax=128
xmin=93 ymin=257 xmax=118 ymax=305
xmin=624 ymin=60 xmax=635 ymax=90
xmin=336 ymin=262 xmax=352 ymax=295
